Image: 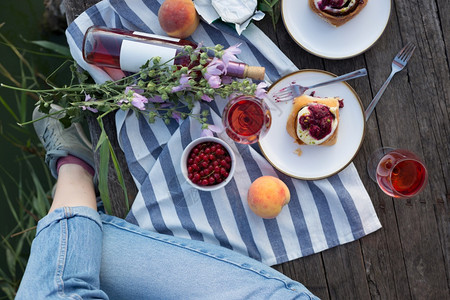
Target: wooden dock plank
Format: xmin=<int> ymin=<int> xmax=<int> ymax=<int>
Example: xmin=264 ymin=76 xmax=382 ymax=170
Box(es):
xmin=62 ymin=0 xmax=449 ymax=298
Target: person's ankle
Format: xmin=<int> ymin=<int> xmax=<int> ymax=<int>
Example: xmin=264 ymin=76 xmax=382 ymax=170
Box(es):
xmin=57 ymin=155 xmax=95 ymax=177
xmin=57 ymin=163 xmax=95 ymax=181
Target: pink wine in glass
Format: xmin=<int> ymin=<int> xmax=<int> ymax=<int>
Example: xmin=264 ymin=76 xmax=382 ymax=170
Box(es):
xmin=222 ymin=95 xmax=271 ymax=144
xmin=375 ymin=149 xmax=428 ymax=198
xmin=82 ymin=26 xmax=265 ymax=79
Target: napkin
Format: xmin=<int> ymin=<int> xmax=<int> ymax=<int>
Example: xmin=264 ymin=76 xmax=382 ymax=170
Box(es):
xmin=66 ymin=0 xmax=381 ymax=266
xmin=194 ymin=0 xmax=265 ymax=34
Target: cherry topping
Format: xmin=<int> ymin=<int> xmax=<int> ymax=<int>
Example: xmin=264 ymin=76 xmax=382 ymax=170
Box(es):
xmin=299 ymin=104 xmax=335 ymax=140
xmin=186 ymin=141 xmax=232 ymax=187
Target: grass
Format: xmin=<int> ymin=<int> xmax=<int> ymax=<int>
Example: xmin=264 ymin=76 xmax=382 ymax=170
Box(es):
xmin=0 ymin=25 xmax=68 ymax=299
xmin=0 ymin=159 xmax=52 ymax=298
xmin=0 ymin=20 xmax=126 ymax=298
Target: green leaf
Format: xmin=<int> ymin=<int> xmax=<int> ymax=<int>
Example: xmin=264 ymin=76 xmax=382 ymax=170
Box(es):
xmin=0 ymin=281 xmax=16 ymax=300
xmin=5 ymin=247 xmax=16 ymax=279
xmin=98 ymin=137 xmax=112 ymax=215
xmin=29 ymin=40 xmax=71 ymax=57
xmin=0 ymin=96 xmax=19 ymax=122
xmin=96 ymin=117 xmax=112 ymax=215
xmin=95 ymin=129 xmax=109 ymax=152
xmin=108 ymin=141 xmax=130 ymax=213
xmin=258 ymin=3 xmax=271 ymax=11
xmin=257 ymin=0 xmax=281 ymax=27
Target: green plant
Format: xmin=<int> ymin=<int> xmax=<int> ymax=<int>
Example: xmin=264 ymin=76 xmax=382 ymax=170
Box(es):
xmin=0 ymin=159 xmax=52 ymax=299
xmin=2 ymin=41 xmax=267 ymax=215
xmin=0 ymin=24 xmax=64 ymax=299
xmin=258 ymin=0 xmax=281 ymax=28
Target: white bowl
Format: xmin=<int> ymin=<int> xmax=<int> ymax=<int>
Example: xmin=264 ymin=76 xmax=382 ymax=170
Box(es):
xmin=180 ymin=137 xmax=236 ymax=191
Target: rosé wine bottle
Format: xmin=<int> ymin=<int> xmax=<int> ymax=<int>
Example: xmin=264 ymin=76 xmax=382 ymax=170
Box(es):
xmin=82 ymin=26 xmax=265 ymax=80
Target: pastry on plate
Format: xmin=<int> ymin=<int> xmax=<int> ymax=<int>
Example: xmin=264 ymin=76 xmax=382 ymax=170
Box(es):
xmin=286 ymin=94 xmax=342 ymax=146
xmin=309 ymin=0 xmax=368 ymax=27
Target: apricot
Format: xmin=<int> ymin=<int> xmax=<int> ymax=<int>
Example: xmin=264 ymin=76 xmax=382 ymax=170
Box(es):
xmin=247 ymin=176 xmax=291 ymax=219
xmin=158 ymin=0 xmax=200 ymax=39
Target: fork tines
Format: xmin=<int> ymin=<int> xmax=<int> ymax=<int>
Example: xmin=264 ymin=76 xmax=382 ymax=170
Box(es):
xmin=273 ymin=87 xmax=293 ymax=102
xmin=398 ymin=42 xmax=416 ymax=61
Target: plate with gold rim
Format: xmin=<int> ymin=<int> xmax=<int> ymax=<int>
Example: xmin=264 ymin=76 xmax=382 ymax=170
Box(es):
xmin=281 ymin=0 xmax=391 ymax=59
xmin=258 ymin=69 xmax=365 ymax=180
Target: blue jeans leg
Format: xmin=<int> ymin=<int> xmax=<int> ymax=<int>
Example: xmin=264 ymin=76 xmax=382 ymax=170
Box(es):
xmin=16 ymin=206 xmax=109 ymax=299
xmin=17 ymin=207 xmax=318 ymax=299
xmin=99 ymin=213 xmax=319 ymax=300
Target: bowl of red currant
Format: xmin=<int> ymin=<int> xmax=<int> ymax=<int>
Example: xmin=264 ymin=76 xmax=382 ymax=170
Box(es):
xmin=181 ymin=137 xmax=236 ymax=191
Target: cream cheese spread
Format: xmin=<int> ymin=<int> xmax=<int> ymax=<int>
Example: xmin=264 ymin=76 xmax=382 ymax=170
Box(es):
xmin=296 ymin=104 xmax=338 ymax=145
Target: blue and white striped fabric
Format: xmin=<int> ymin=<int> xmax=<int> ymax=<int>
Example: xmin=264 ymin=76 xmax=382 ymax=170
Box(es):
xmin=66 ymin=0 xmax=381 ymax=266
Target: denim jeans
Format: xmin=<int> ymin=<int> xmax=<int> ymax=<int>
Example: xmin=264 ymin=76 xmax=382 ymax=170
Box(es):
xmin=16 ymin=206 xmax=318 ymax=299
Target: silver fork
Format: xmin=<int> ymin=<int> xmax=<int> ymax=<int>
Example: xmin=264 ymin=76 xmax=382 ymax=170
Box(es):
xmin=273 ymin=68 xmax=367 ymax=102
xmin=364 ymin=42 xmax=416 ymax=121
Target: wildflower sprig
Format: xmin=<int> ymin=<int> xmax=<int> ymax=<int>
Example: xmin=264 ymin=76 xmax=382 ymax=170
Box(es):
xmin=3 ymin=43 xmax=267 ymax=129
xmin=0 ymin=43 xmax=267 ymax=215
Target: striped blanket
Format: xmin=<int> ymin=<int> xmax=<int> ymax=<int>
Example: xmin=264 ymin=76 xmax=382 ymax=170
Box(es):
xmin=66 ymin=0 xmax=381 ymax=266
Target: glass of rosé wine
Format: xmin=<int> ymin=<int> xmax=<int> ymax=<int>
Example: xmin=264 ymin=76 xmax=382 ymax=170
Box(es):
xmin=367 ymin=147 xmax=428 ymax=198
xmin=222 ymin=95 xmax=272 ymax=145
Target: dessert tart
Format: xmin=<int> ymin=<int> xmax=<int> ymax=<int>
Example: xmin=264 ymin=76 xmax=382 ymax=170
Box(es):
xmin=309 ymin=0 xmax=368 ymax=27
xmin=286 ymin=94 xmax=343 ymax=146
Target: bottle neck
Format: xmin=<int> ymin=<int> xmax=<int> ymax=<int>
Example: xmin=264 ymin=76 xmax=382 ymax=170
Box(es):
xmin=225 ymin=61 xmax=247 ymax=78
xmin=211 ymin=60 xmax=265 ymax=80
xmin=203 ymin=58 xmax=248 ymax=79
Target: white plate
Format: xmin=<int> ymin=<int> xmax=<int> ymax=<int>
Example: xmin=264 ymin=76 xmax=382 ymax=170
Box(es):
xmin=281 ymin=0 xmax=391 ymax=59
xmin=259 ymin=70 xmax=365 ymax=180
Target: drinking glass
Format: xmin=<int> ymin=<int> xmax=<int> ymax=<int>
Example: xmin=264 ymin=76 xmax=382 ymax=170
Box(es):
xmin=367 ymin=147 xmax=428 ymax=198
xmin=222 ymin=95 xmax=272 ymax=144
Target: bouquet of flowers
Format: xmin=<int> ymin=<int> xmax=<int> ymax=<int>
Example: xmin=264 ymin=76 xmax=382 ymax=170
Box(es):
xmin=6 ymin=43 xmax=267 ymax=135
xmin=1 ymin=43 xmax=267 ymax=213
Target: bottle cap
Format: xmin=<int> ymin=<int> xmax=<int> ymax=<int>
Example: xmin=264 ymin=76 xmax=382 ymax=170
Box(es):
xmin=244 ymin=66 xmax=265 ymax=81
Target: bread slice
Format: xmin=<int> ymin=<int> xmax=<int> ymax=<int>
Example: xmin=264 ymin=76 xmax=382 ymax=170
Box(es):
xmin=286 ymin=94 xmax=340 ymax=146
xmin=309 ymin=0 xmax=368 ymax=27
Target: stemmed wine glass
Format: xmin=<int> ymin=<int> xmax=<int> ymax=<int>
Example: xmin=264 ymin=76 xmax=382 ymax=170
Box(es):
xmin=367 ymin=147 xmax=428 ymax=198
xmin=222 ymin=95 xmax=272 ymax=144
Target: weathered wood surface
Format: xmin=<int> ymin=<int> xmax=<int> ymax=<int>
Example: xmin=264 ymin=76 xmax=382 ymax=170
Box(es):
xmin=64 ymin=0 xmax=138 ymax=218
xmin=64 ymin=0 xmax=449 ymax=299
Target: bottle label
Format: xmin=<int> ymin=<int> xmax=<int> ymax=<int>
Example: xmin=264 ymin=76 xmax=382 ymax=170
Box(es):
xmin=119 ymin=33 xmax=179 ymax=72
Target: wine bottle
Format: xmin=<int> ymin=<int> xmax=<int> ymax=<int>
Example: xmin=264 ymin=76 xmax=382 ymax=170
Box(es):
xmin=82 ymin=26 xmax=265 ymax=80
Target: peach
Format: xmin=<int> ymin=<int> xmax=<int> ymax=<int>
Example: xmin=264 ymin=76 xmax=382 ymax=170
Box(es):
xmin=158 ymin=0 xmax=200 ymax=39
xmin=247 ymin=176 xmax=291 ymax=219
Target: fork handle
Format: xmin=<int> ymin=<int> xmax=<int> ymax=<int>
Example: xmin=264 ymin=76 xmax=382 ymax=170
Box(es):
xmin=364 ymin=70 xmax=396 ymax=122
xmin=309 ymin=68 xmax=368 ymax=89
